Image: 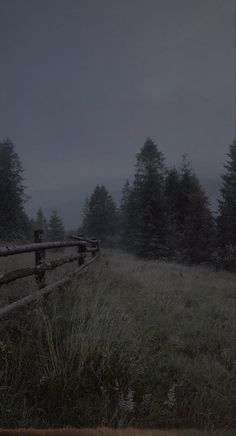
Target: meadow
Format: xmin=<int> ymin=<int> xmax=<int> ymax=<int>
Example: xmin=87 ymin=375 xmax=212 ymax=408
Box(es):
xmin=0 ymin=429 xmax=235 ymax=436
xmin=0 ymin=250 xmax=235 ymax=433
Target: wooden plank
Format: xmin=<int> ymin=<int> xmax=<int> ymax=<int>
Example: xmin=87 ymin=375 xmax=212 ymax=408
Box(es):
xmin=0 ymin=240 xmax=97 ymax=257
xmin=0 ymin=255 xmax=99 ymax=318
xmin=34 ymin=230 xmax=46 ymax=289
xmin=78 ymin=239 xmax=87 ymax=266
xmin=0 ymin=253 xmax=84 ymax=287
xmin=91 ymin=239 xmax=98 ymax=257
xmin=70 ymin=235 xmax=98 ymax=245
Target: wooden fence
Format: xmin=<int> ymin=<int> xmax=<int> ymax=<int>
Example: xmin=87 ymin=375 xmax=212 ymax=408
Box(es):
xmin=0 ymin=230 xmax=100 ymax=318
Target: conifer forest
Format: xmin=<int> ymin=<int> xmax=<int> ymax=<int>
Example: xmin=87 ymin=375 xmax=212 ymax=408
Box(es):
xmin=0 ymin=0 xmax=235 ymax=433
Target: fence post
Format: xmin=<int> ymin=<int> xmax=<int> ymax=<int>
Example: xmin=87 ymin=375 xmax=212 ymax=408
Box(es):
xmin=91 ymin=239 xmax=98 ymax=257
xmin=34 ymin=229 xmax=46 ymax=289
xmin=78 ymin=242 xmax=86 ymax=266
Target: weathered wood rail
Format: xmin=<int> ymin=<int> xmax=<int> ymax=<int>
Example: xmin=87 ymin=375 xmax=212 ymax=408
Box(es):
xmin=0 ymin=230 xmax=100 ymax=318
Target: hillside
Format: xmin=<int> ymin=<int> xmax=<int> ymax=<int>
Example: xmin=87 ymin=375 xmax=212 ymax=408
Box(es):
xmin=0 ymin=251 xmax=235 ymax=429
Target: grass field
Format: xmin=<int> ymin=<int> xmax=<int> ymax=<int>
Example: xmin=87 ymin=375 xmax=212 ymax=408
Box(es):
xmin=0 ymin=250 xmax=235 ymax=431
xmin=0 ymin=429 xmax=235 ymax=436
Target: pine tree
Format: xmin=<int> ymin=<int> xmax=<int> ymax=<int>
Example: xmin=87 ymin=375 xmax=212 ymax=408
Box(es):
xmin=29 ymin=218 xmax=37 ymax=235
xmin=119 ymin=180 xmax=131 ymax=247
xmin=131 ymin=137 xmax=167 ymax=258
xmin=36 ymin=207 xmax=48 ymax=239
xmin=48 ymin=209 xmax=65 ymax=242
xmin=177 ymin=156 xmax=214 ymax=263
xmin=0 ymin=138 xmax=29 ymax=241
xmin=217 ymin=139 xmax=236 ymax=270
xmin=81 ymin=185 xmax=117 ymax=246
xmin=165 ymin=167 xmax=182 ymax=259
xmin=21 ymin=212 xmax=34 ymax=242
xmin=218 ymin=139 xmax=236 ymax=246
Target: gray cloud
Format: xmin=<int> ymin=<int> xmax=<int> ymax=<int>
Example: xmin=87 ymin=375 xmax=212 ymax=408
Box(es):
xmin=0 ymin=0 xmax=235 ymax=227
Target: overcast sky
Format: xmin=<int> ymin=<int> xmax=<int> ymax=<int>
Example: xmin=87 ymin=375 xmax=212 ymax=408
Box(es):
xmin=0 ymin=0 xmax=235 ymax=227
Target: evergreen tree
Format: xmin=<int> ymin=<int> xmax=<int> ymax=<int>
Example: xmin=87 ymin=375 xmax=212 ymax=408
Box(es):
xmin=48 ymin=209 xmax=65 ymax=241
xmin=218 ymin=139 xmax=236 ymax=246
xmin=79 ymin=197 xmax=89 ymax=234
xmin=81 ymin=185 xmax=117 ymax=246
xmin=130 ymin=137 xmax=167 ymax=258
xmin=177 ymin=156 xmax=214 ymax=263
xmin=21 ymin=212 xmax=34 ymax=242
xmin=0 ymin=138 xmax=28 ymax=241
xmin=29 ymin=218 xmax=37 ymax=235
xmin=217 ymin=139 xmax=236 ymax=270
xmin=165 ymin=167 xmax=182 ymax=259
xmin=36 ymin=207 xmax=48 ymax=239
xmin=119 ymin=180 xmax=131 ymax=247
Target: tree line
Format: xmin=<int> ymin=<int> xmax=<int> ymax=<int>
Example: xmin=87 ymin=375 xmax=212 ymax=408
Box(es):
xmin=0 ymin=139 xmax=65 ymax=243
xmin=80 ymin=138 xmax=236 ymax=271
xmin=0 ymin=137 xmax=236 ymax=270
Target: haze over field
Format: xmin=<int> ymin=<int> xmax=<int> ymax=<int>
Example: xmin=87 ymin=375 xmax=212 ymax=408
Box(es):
xmin=1 ymin=2 xmax=236 ymax=430
xmin=0 ymin=0 xmax=235 ymax=227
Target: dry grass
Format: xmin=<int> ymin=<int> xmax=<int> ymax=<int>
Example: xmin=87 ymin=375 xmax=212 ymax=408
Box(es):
xmin=0 ymin=430 xmax=235 ymax=436
xmin=0 ymin=250 xmax=235 ymax=429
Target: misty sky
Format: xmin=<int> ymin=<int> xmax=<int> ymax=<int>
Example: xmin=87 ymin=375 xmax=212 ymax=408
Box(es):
xmin=0 ymin=0 xmax=235 ymax=228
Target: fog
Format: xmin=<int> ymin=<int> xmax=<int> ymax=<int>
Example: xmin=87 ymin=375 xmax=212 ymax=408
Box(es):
xmin=0 ymin=0 xmax=235 ymax=227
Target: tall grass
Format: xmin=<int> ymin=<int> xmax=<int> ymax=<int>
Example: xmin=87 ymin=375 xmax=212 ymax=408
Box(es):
xmin=0 ymin=429 xmax=235 ymax=436
xmin=0 ymin=251 xmax=235 ymax=429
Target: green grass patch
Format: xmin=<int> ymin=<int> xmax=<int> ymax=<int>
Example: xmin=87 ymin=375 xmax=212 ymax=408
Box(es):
xmin=0 ymin=251 xmax=235 ymax=429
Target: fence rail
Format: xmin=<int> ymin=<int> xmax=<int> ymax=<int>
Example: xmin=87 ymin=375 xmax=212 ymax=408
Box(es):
xmin=0 ymin=240 xmax=97 ymax=257
xmin=0 ymin=230 xmax=100 ymax=318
